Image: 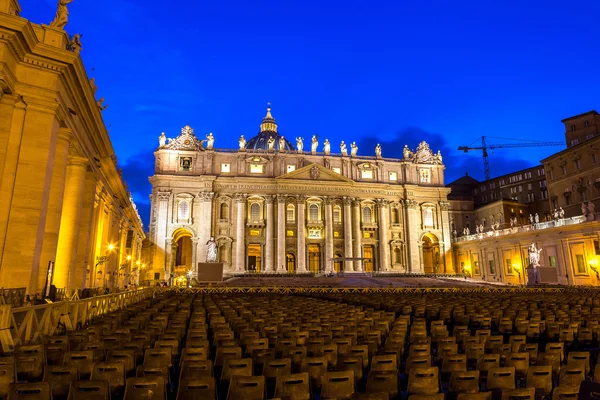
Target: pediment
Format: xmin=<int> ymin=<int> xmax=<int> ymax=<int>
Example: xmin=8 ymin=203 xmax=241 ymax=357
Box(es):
xmin=276 ymin=163 xmax=354 ymax=183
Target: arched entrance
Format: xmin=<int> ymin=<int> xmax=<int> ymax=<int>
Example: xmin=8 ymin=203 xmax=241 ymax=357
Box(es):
xmin=286 ymin=253 xmax=296 ymax=273
xmin=172 ymin=228 xmax=193 ymax=286
xmin=334 ymin=252 xmax=343 ymax=272
xmin=421 ymin=233 xmax=440 ymax=274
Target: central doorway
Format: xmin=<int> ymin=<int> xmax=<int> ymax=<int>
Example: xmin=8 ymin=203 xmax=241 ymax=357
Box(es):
xmin=422 ymin=233 xmax=439 ymax=273
xmin=334 ymin=252 xmax=343 ymax=272
xmin=286 ymin=253 xmax=296 ymax=273
xmin=363 ymin=245 xmax=374 ymax=272
xmin=247 ymin=244 xmax=262 ymax=272
xmin=308 ymin=244 xmax=321 ymax=273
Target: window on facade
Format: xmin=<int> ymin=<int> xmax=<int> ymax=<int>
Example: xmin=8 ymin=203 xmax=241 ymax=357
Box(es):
xmin=332 ymin=167 xmax=341 ymax=174
xmin=286 ymin=204 xmax=295 ymax=222
xmin=361 ymin=170 xmax=373 ymax=179
xmin=574 ymin=159 xmax=581 ymax=170
xmin=394 ymin=248 xmax=402 ymax=264
xmin=250 ymin=203 xmax=261 ymax=221
xmin=363 ymin=207 xmax=372 ymax=223
xmin=309 ymin=204 xmax=319 ymax=221
xmin=391 ymin=208 xmax=400 ymax=224
xmin=389 ymin=171 xmax=398 ymax=181
xmin=489 ymin=259 xmax=496 ymax=275
xmin=221 ymin=163 xmax=230 ymax=173
xmin=571 ymin=124 xmax=576 ymax=131
xmin=250 ymin=164 xmax=263 ymax=174
xmin=527 ymin=183 xmax=532 ymax=190
xmin=561 ymin=165 xmax=567 ymax=175
xmin=333 ymin=206 xmax=342 ymax=223
xmin=576 ymin=254 xmax=586 ymax=274
xmin=286 ymin=165 xmax=296 ymax=173
xmin=593 ymin=153 xmax=598 ymax=164
xmin=220 ymin=203 xmax=229 ymax=219
xmin=180 ymin=157 xmax=192 ymax=172
xmin=423 ymin=208 xmax=433 ymax=227
xmin=548 ymin=256 xmax=557 ymax=267
xmin=420 ymin=169 xmax=430 ymax=183
xmin=178 ymin=200 xmax=190 ymax=221
xmin=506 ymin=259 xmax=513 ymax=274
xmin=584 ymin=120 xmax=590 ymax=127
xmin=571 ymin=139 xmax=579 ymax=146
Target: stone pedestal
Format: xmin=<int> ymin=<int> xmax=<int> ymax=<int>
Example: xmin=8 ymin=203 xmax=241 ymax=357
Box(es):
xmin=526 ymin=267 xmax=539 ymax=286
xmin=196 ymin=262 xmax=223 ymax=282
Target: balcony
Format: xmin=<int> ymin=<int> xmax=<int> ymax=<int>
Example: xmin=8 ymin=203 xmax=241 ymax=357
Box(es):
xmin=246 ymin=219 xmax=265 ymax=228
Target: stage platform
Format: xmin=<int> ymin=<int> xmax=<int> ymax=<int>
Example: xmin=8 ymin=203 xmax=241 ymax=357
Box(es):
xmin=216 ymin=276 xmax=505 ymax=288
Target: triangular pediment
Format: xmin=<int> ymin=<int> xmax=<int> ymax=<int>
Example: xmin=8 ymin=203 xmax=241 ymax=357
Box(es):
xmin=276 ymin=163 xmax=354 ymax=183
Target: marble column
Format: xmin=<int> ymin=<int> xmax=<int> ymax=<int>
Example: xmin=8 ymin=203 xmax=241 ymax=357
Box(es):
xmin=197 ymin=192 xmax=214 ymax=266
xmin=439 ymin=201 xmax=454 ymax=273
xmin=153 ymin=191 xmax=171 ymax=280
xmin=342 ymin=197 xmax=353 ymax=272
xmin=265 ymin=196 xmax=274 ymax=272
xmin=191 ymin=237 xmax=199 ymax=276
xmin=277 ymin=196 xmax=286 ymax=272
xmin=324 ymin=197 xmax=334 ymax=273
xmin=53 ymin=156 xmax=89 ymax=293
xmin=377 ymin=199 xmax=390 ymax=272
xmin=404 ymin=199 xmax=422 ymax=273
xmin=352 ymin=198 xmax=363 ymax=271
xmin=296 ymin=195 xmax=307 ymax=272
xmin=234 ymin=194 xmax=246 ymax=272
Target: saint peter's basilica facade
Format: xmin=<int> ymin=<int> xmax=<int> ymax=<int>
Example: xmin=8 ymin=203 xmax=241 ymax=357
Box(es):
xmin=149 ymin=107 xmax=453 ymax=282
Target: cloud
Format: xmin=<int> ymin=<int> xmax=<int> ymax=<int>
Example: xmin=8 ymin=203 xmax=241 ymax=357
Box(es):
xmin=357 ymin=127 xmax=540 ymax=184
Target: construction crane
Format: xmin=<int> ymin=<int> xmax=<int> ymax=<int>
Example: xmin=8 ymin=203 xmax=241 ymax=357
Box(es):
xmin=458 ymin=136 xmax=564 ymax=180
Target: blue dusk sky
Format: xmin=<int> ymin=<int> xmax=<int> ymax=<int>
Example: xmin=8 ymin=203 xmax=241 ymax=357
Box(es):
xmin=21 ymin=0 xmax=600 ymax=227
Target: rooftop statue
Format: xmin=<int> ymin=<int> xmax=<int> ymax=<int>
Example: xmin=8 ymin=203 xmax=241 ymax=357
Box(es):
xmin=267 ymin=136 xmax=275 ymax=151
xmin=340 ymin=141 xmax=348 ymax=156
xmin=403 ymin=145 xmax=412 ymax=160
xmin=296 ymin=137 xmax=304 ymax=153
xmin=375 ymin=144 xmax=382 ymax=158
xmin=89 ymin=77 xmax=97 ymax=94
xmin=159 ymin=132 xmax=166 ymax=148
xmin=278 ymin=136 xmax=286 ymax=151
xmin=311 ymin=135 xmax=318 ymax=155
xmin=323 ymin=139 xmax=331 ymax=156
xmin=350 ymin=142 xmax=358 ymax=157
xmin=164 ymin=125 xmax=204 ymax=151
xmin=50 ymin=0 xmax=74 ymax=30
xmin=69 ymin=33 xmax=82 ymax=54
xmin=205 ymin=132 xmax=214 ymax=150
xmin=238 ymin=135 xmax=246 ymax=151
xmin=97 ymin=98 xmax=107 ymax=111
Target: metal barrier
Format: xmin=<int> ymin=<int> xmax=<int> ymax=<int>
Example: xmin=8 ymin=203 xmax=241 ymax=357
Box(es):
xmin=0 ymin=287 xmax=154 ymax=353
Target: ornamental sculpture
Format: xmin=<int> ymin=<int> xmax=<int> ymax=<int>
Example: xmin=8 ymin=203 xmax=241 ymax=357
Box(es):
xmin=164 ymin=125 xmax=204 ymax=151
xmin=403 ymin=141 xmax=443 ymax=165
xmin=267 ymin=136 xmax=275 ymax=151
xmin=159 ymin=132 xmax=166 ymax=148
xmin=528 ymin=243 xmax=542 ymax=268
xmin=278 ymin=136 xmax=286 ymax=151
xmin=309 ymin=165 xmax=320 ymax=180
xmin=50 ymin=0 xmax=74 ymax=30
xmin=375 ymin=144 xmax=382 ymax=158
xmin=205 ymin=133 xmax=214 ymax=149
xmin=350 ymin=142 xmax=358 ymax=157
xmin=238 ymin=135 xmax=246 ymax=151
xmin=340 ymin=141 xmax=348 ymax=156
xmin=296 ymin=137 xmax=304 ymax=153
xmin=323 ymin=139 xmax=331 ymax=156
xmin=206 ymin=237 xmax=218 ymax=262
xmin=311 ymin=135 xmax=318 ymax=155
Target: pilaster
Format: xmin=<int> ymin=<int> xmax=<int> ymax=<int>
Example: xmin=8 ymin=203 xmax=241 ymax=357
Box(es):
xmin=324 ymin=197 xmax=334 ymax=273
xmin=404 ymin=199 xmax=422 ymax=273
xmin=153 ymin=191 xmax=171 ymax=280
xmin=276 ymin=195 xmax=286 ymax=272
xmin=352 ymin=198 xmax=363 ymax=271
xmin=377 ymin=199 xmax=390 ymax=272
xmin=234 ymin=194 xmax=246 ymax=272
xmin=296 ymin=195 xmax=307 ymax=272
xmin=265 ymin=195 xmax=274 ymax=272
xmin=73 ymin=169 xmax=98 ymax=290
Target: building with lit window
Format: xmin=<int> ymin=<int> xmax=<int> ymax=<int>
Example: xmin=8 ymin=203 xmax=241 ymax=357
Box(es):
xmin=148 ymin=107 xmax=453 ymax=282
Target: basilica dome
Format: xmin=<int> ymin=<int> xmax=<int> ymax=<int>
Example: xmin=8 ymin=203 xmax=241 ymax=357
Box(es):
xmin=245 ymin=106 xmax=295 ymax=151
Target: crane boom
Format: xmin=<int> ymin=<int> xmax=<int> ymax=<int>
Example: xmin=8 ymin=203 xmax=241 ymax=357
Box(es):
xmin=458 ymin=136 xmax=564 ymax=180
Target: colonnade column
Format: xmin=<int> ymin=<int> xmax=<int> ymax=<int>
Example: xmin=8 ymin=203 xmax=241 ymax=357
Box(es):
xmin=53 ymin=156 xmax=89 ymax=293
xmin=197 ymin=192 xmax=214 ymax=266
xmin=296 ymin=195 xmax=307 ymax=272
xmin=404 ymin=199 xmax=422 ymax=273
xmin=439 ymin=201 xmax=454 ymax=273
xmin=352 ymin=198 xmax=363 ymax=272
xmin=153 ymin=191 xmax=171 ymax=280
xmin=264 ymin=196 xmax=274 ymax=272
xmin=191 ymin=238 xmax=199 ymax=277
xmin=234 ymin=194 xmax=246 ymax=272
xmin=324 ymin=197 xmax=334 ymax=273
xmin=276 ymin=195 xmax=286 ymax=272
xmin=377 ymin=199 xmax=390 ymax=272
xmin=342 ymin=197 xmax=353 ymax=272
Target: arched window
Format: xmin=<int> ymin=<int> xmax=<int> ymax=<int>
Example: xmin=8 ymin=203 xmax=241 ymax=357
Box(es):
xmin=333 ymin=206 xmax=342 ymax=223
xmin=286 ymin=204 xmax=295 ymax=222
xmin=250 ymin=203 xmax=261 ymax=221
xmin=220 ymin=203 xmax=229 ymax=220
xmin=391 ymin=208 xmax=400 ymax=224
xmin=309 ymin=204 xmax=319 ymax=221
xmin=178 ymin=200 xmax=190 ymax=220
xmin=363 ymin=207 xmax=372 ymax=223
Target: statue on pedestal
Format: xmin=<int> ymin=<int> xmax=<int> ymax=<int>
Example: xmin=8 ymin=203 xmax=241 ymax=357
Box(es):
xmin=588 ymin=201 xmax=596 ymax=219
xmin=278 ymin=136 xmax=286 ymax=151
xmin=534 ymin=213 xmax=540 ymax=224
xmin=529 ymin=214 xmax=534 ymax=225
xmin=350 ymin=142 xmax=358 ymax=157
xmin=206 ymin=237 xmax=218 ymax=263
xmin=267 ymin=136 xmax=275 ymax=151
xmin=375 ymin=144 xmax=382 ymax=158
xmin=559 ymin=207 xmax=565 ymax=219
xmin=69 ymin=34 xmax=82 ymax=54
xmin=205 ymin=133 xmax=214 ymax=149
xmin=97 ymin=98 xmax=107 ymax=111
xmin=50 ymin=0 xmax=74 ymax=30
xmin=323 ymin=139 xmax=331 ymax=156
xmin=528 ymin=242 xmax=542 ymax=268
xmin=238 ymin=135 xmax=246 ymax=151
xmin=159 ymin=132 xmax=166 ymax=148
xmin=89 ymin=77 xmax=97 ymax=94
xmin=340 ymin=141 xmax=348 ymax=156
xmin=311 ymin=135 xmax=318 ymax=154
xmin=296 ymin=137 xmax=303 ymax=153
